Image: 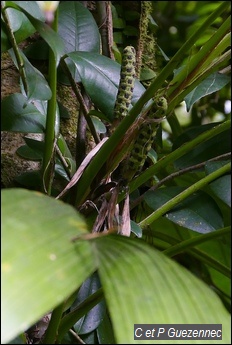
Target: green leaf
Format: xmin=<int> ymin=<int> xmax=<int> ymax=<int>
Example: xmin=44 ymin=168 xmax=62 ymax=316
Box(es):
xmin=5 ymin=2 xmax=63 ymax=66
xmin=16 ymin=145 xmax=43 ymax=161
xmin=173 ymin=123 xmax=231 ymax=169
xmin=58 ymin=1 xmax=100 ymax=53
xmin=14 ymin=170 xmax=42 ymax=188
xmin=97 ymin=311 xmax=116 ymax=344
xmin=57 ymin=1 xmax=100 ymax=84
xmin=1 ymin=188 xmax=95 ymax=344
xmin=144 ymin=187 xmax=224 ymax=233
xmin=93 ymin=235 xmax=231 ymax=344
xmin=140 ymin=67 xmax=157 ymax=81
xmin=5 ymin=1 xmax=45 ymax=21
xmin=185 ymin=72 xmax=231 ymax=111
xmin=9 ymin=49 xmax=52 ymax=101
xmin=66 ymin=52 xmax=146 ymax=121
xmin=29 ymin=17 xmax=64 ymax=66
xmin=130 ymin=220 xmax=143 ymax=238
xmin=21 ymin=50 xmax=51 ymax=101
xmin=205 ymin=161 xmax=231 ymax=207
xmin=1 ymin=8 xmax=36 ymax=51
xmin=71 ymin=272 xmax=106 ymax=335
xmin=91 ymin=116 xmax=107 ymax=134
xmin=1 ymin=93 xmax=46 ymax=133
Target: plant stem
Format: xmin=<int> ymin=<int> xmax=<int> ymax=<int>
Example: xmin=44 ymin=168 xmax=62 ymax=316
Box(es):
xmin=167 ymin=17 xmax=231 ymax=111
xmin=137 ymin=1 xmax=230 ymax=106
xmin=130 ymin=152 xmax=231 ymax=209
xmin=163 ymin=226 xmax=231 ymax=257
xmin=57 ymin=288 xmax=104 ymax=342
xmin=42 ymin=10 xmax=59 ymax=195
xmin=1 ymin=5 xmax=28 ymax=94
xmin=71 ymin=2 xmax=230 ymax=206
xmin=151 ymin=228 xmax=231 ymax=277
xmin=43 ymin=302 xmax=66 ymax=344
xmin=189 ymin=247 xmax=231 ymax=278
xmin=139 ymin=162 xmax=231 ymax=229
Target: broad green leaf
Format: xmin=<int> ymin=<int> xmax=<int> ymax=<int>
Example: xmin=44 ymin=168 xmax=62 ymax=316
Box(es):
xmin=173 ymin=123 xmax=231 ymax=169
xmin=66 ymin=52 xmax=146 ymax=121
xmin=185 ymin=72 xmax=230 ymax=111
xmin=57 ymin=1 xmax=100 ymax=84
xmin=14 ymin=170 xmax=42 ymax=188
xmin=1 ymin=93 xmax=46 ymax=133
xmin=205 ymin=161 xmax=231 ymax=207
xmin=71 ymin=272 xmax=106 ymax=335
xmin=16 ymin=136 xmax=75 ymax=181
xmin=9 ymin=49 xmax=52 ymax=101
xmin=20 ymin=50 xmax=51 ymax=101
xmin=5 ymin=0 xmax=64 ymax=66
xmin=92 ymin=235 xmax=231 ymax=344
xmin=5 ymin=1 xmax=45 ymax=21
xmin=28 ymin=17 xmax=65 ymax=66
xmin=1 ymin=8 xmax=36 ymax=52
xmin=58 ymin=1 xmax=100 ymax=53
xmin=17 ymin=144 xmax=43 ymax=161
xmin=144 ymin=187 xmax=224 ymax=233
xmin=1 ymin=188 xmax=95 ymax=344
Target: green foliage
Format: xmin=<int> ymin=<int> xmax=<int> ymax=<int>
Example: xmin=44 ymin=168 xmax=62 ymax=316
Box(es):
xmin=1 ymin=1 xmax=231 ymax=344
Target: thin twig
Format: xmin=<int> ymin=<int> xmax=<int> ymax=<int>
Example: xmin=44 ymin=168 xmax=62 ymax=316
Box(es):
xmin=1 ymin=5 xmax=28 ymax=94
xmin=69 ymin=329 xmax=86 ymax=344
xmin=130 ymin=152 xmax=231 ymax=209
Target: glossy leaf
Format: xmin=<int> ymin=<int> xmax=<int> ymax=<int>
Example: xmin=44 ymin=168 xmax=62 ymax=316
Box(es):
xmin=5 ymin=1 xmax=45 ymax=21
xmin=205 ymin=161 xmax=231 ymax=207
xmin=5 ymin=1 xmax=64 ymax=67
xmin=66 ymin=52 xmax=146 ymax=121
xmin=173 ymin=123 xmax=231 ymax=169
xmin=2 ymin=189 xmax=95 ymax=344
xmin=71 ymin=272 xmax=106 ymax=335
xmin=1 ymin=8 xmax=36 ymax=52
xmin=21 ymin=50 xmax=51 ymax=101
xmin=144 ymin=187 xmax=224 ymax=233
xmin=185 ymin=72 xmax=230 ymax=111
xmin=91 ymin=116 xmax=107 ymax=134
xmin=14 ymin=170 xmax=42 ymax=188
xmin=57 ymin=1 xmax=100 ymax=84
xmin=1 ymin=93 xmax=46 ymax=133
xmin=58 ymin=1 xmax=100 ymax=53
xmin=16 ymin=144 xmax=43 ymax=161
xmin=93 ymin=235 xmax=231 ymax=344
xmin=8 ymin=49 xmax=52 ymax=101
xmin=29 ymin=17 xmax=65 ymax=66
xmin=16 ymin=137 xmax=75 ymax=182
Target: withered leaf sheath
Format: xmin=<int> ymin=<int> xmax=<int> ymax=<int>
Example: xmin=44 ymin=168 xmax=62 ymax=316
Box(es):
xmin=113 ymin=46 xmax=136 ymax=123
xmin=122 ymin=96 xmax=168 ymax=181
